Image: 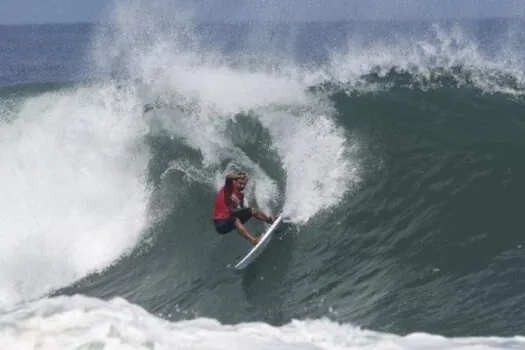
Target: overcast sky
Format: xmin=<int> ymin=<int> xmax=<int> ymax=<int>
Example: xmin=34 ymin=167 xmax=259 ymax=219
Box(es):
xmin=1 ymin=0 xmax=524 ymax=25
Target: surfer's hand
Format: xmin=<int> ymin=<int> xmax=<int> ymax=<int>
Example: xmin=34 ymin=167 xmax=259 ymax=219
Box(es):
xmin=251 ymin=236 xmax=260 ymax=245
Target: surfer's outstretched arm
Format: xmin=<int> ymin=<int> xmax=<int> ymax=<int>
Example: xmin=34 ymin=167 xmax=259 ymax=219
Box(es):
xmin=234 ymin=218 xmax=259 ymax=245
xmin=251 ymin=208 xmax=275 ymax=224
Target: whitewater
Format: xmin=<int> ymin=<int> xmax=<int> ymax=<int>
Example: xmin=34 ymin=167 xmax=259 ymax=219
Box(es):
xmin=1 ymin=1 xmax=525 ymax=349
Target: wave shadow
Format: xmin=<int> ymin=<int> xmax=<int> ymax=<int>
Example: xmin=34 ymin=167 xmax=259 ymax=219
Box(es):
xmin=238 ymin=222 xmax=297 ymax=325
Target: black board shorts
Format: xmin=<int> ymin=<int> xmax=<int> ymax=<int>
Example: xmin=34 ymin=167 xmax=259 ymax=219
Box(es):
xmin=213 ymin=208 xmax=253 ymax=234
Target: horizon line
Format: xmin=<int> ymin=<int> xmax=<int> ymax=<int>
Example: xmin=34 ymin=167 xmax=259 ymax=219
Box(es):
xmin=1 ymin=15 xmax=525 ymax=27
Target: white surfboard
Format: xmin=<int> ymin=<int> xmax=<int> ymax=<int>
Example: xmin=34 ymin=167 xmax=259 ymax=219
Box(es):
xmin=234 ymin=214 xmax=283 ymax=270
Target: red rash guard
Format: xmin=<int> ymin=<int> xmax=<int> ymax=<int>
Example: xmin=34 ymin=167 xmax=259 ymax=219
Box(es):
xmin=212 ymin=180 xmax=245 ymax=220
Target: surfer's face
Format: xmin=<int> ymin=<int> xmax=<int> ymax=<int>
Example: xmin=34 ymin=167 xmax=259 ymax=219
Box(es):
xmin=235 ymin=178 xmax=247 ymax=191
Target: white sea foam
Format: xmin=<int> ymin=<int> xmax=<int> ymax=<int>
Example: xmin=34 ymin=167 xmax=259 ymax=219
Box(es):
xmin=0 ymin=85 xmax=150 ymax=307
xmin=0 ymin=295 xmax=523 ymax=350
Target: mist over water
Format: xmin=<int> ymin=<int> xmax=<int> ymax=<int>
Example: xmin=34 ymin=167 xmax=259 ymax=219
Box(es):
xmin=90 ymin=0 xmax=361 ymax=224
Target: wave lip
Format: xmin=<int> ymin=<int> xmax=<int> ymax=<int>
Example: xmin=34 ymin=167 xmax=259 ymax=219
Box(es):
xmin=92 ymin=1 xmax=364 ymax=225
xmin=323 ymin=24 xmax=525 ymax=96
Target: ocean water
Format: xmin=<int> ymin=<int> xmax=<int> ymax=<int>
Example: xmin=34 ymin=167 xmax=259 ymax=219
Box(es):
xmin=1 ymin=2 xmax=525 ymax=349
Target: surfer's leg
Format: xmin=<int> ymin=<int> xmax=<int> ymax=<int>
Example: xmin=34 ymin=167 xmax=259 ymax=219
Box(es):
xmin=251 ymin=208 xmax=275 ymax=224
xmin=231 ymin=208 xmax=253 ymax=224
xmin=234 ymin=218 xmax=259 ymax=245
xmin=213 ymin=219 xmax=236 ymax=234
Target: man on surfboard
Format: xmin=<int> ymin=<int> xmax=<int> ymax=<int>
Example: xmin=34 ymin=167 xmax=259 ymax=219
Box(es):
xmin=212 ymin=172 xmax=275 ymax=245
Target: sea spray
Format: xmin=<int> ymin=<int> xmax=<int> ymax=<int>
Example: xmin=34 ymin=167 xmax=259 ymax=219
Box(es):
xmin=0 ymin=85 xmax=150 ymax=306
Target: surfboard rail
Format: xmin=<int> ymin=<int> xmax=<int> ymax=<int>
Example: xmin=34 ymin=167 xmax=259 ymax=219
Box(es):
xmin=234 ymin=214 xmax=283 ymax=270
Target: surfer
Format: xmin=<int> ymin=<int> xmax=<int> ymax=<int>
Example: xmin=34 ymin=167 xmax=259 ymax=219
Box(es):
xmin=212 ymin=172 xmax=275 ymax=245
